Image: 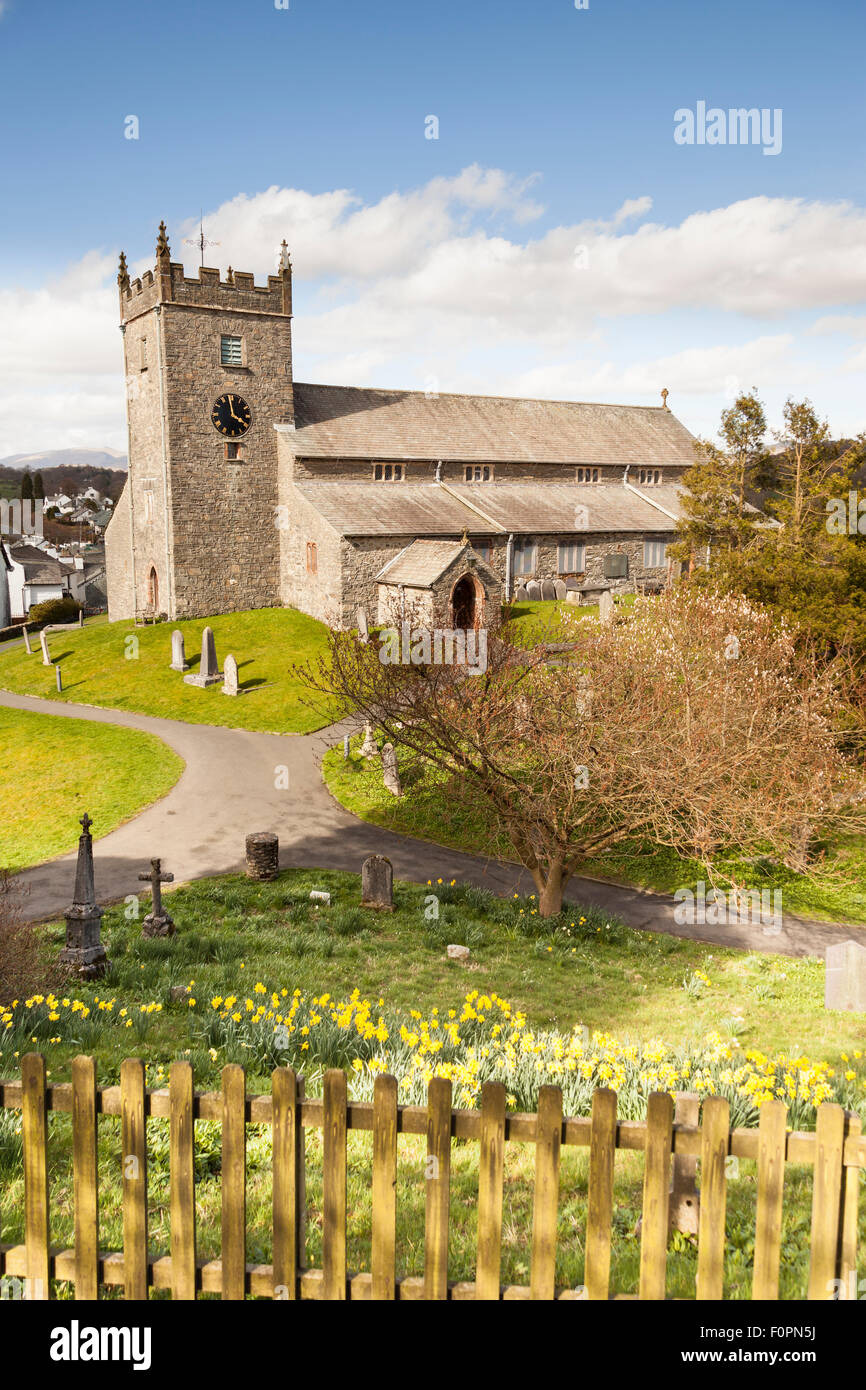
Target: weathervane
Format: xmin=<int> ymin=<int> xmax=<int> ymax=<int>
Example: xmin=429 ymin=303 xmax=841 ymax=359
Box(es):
xmin=184 ymin=211 xmax=221 ymax=268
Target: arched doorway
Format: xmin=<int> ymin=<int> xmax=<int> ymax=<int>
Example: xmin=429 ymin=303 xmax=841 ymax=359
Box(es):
xmin=450 ymin=573 xmax=482 ymax=630
xmin=147 ymin=566 xmax=159 ymax=611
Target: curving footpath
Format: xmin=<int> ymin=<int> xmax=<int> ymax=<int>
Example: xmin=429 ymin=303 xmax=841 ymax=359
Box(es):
xmin=1 ymin=689 xmax=862 ymax=959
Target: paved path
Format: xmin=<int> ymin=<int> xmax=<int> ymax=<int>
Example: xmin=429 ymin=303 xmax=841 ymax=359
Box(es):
xmin=2 ymin=690 xmax=862 ymax=959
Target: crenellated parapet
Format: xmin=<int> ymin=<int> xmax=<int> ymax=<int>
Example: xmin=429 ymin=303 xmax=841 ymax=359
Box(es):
xmin=118 ymin=224 xmax=292 ymax=322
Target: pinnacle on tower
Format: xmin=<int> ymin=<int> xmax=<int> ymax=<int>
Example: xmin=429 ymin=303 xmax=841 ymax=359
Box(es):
xmin=117 ymin=250 xmax=130 ymax=291
xmin=226 ymin=265 xmax=234 ymax=285
xmin=156 ymin=220 xmax=171 ymax=261
xmin=279 ymin=239 xmax=291 ymax=272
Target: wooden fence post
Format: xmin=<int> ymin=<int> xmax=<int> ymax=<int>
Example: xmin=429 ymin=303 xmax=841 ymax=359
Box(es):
xmin=371 ymin=1073 xmax=398 ymax=1301
xmin=71 ymin=1055 xmax=99 ymax=1300
xmin=120 ymin=1058 xmax=148 ymax=1300
xmin=272 ymin=1067 xmax=303 ymax=1300
xmin=170 ymin=1060 xmax=197 ymax=1300
xmin=696 ymin=1096 xmax=729 ymax=1300
xmin=424 ymin=1076 xmax=452 ymax=1300
xmin=838 ymin=1111 xmax=862 ymax=1299
xmin=21 ymin=1053 xmax=50 ymax=1301
xmin=585 ymin=1087 xmax=617 ymax=1301
xmin=639 ymin=1091 xmax=674 ymax=1301
xmin=221 ymin=1064 xmax=246 ymax=1300
xmin=323 ymin=1069 xmax=347 ymax=1300
xmin=475 ymin=1081 xmax=506 ymax=1301
xmin=530 ymin=1085 xmax=563 ymax=1300
xmin=808 ymin=1103 xmax=846 ymax=1301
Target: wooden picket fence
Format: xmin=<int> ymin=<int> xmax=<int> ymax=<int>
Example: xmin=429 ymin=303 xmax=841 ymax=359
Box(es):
xmin=0 ymin=1053 xmax=863 ymax=1300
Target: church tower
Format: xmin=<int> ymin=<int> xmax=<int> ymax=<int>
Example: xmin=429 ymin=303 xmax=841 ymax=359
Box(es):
xmin=106 ymin=224 xmax=294 ymax=621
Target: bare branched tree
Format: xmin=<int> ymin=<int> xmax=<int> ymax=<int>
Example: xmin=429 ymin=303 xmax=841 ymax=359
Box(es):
xmin=301 ymin=589 xmax=866 ymax=916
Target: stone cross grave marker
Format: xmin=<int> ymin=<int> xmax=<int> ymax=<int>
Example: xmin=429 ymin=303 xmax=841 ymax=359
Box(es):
xmin=825 ymin=939 xmax=866 ymax=1012
xmin=170 ymin=630 xmax=187 ymax=672
xmin=222 ymin=653 xmax=239 ymax=696
xmin=139 ymin=857 xmax=176 ymax=938
xmin=361 ymin=854 xmax=394 ymax=911
xmin=381 ymin=742 xmax=402 ymax=797
xmin=58 ymin=812 xmax=109 ymax=978
xmin=184 ymin=625 xmax=222 ymax=687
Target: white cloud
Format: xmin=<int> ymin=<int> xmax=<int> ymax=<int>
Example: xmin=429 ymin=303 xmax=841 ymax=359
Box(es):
xmin=1 ymin=171 xmax=865 ymax=453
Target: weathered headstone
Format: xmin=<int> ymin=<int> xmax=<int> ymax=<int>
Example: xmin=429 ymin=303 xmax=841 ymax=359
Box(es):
xmin=381 ymin=742 xmax=402 ymax=797
xmin=361 ymin=854 xmax=394 ymax=911
xmin=540 ymin=579 xmax=557 ymax=600
xmin=356 ymin=607 xmax=369 ymax=644
xmin=598 ymin=590 xmax=614 ymax=624
xmin=553 ymin=579 xmax=567 ymax=600
xmin=40 ymin=628 xmax=51 ymax=665
xmin=59 ymin=812 xmax=109 ymax=978
xmin=343 ymin=734 xmax=351 ymax=759
xmin=359 ymin=723 xmax=379 ymax=758
xmin=514 ymin=585 xmax=529 ymax=601
xmin=525 ymin=580 xmax=542 ymax=600
xmin=139 ymin=858 xmax=176 ymax=938
xmin=246 ymin=831 xmax=279 ymax=881
xmin=565 ymin=591 xmax=584 ymax=606
xmin=170 ymin=630 xmax=187 ymax=672
xmin=183 ymin=625 xmax=222 ymax=687
xmin=222 ymin=653 xmax=239 ymax=696
xmin=825 ymin=940 xmax=866 ymax=1012
xmin=22 ymin=626 xmax=32 ymax=655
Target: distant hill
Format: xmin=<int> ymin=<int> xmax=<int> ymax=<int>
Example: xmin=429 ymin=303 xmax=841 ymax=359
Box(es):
xmin=0 ymin=449 xmax=127 ymax=504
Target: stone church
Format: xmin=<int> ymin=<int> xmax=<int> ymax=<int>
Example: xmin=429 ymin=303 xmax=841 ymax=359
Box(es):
xmin=105 ymin=224 xmax=697 ymax=630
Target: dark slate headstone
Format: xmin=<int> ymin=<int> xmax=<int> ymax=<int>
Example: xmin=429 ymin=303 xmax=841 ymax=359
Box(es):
xmin=526 ymin=580 xmax=542 ymax=600
xmin=540 ymin=580 xmax=557 ymax=600
xmin=514 ymin=584 xmax=529 ymax=601
xmin=553 ymin=579 xmax=567 ymax=599
xmin=59 ymin=812 xmax=109 ymax=978
xmin=565 ymin=577 xmax=581 ymax=591
xmin=361 ymin=854 xmax=394 ymax=911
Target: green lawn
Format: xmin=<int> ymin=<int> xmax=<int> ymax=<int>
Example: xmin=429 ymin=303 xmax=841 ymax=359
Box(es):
xmin=323 ymin=737 xmax=866 ymax=927
xmin=2 ymin=867 xmax=864 ymax=1299
xmin=0 ymin=706 xmax=184 ymax=870
xmin=0 ymin=608 xmax=339 ymax=734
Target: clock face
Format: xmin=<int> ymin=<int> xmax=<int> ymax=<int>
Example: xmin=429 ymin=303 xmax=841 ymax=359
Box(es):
xmin=211 ymin=392 xmax=252 ymax=438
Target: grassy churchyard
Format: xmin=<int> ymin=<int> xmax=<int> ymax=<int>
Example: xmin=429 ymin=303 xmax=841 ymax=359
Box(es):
xmin=1 ymin=868 xmax=864 ymax=1299
xmin=0 ymin=705 xmax=183 ymax=869
xmin=0 ymin=607 xmax=339 ymax=734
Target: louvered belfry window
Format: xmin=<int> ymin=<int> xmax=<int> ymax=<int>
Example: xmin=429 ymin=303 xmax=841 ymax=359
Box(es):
xmin=220 ymin=335 xmax=243 ymax=366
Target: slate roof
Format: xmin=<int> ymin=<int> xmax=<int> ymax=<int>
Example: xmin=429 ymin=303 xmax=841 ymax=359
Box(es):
xmin=294 ymin=483 xmax=481 ymax=536
xmin=294 ymin=480 xmax=681 ymax=537
xmin=376 ymin=540 xmax=473 ymax=588
xmin=285 ymin=384 xmax=696 ymax=466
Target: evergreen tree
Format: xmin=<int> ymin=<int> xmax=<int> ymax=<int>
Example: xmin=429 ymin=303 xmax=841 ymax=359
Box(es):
xmin=20 ymin=469 xmax=33 ymax=503
xmin=32 ymin=471 xmax=44 ymax=500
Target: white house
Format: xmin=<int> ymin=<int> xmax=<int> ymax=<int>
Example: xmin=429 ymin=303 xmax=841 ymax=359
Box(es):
xmin=7 ymin=543 xmax=73 ymax=619
xmin=0 ymin=541 xmax=12 ymax=629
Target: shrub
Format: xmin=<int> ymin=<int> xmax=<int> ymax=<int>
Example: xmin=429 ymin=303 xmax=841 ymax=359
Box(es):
xmin=27 ymin=596 xmax=81 ymax=627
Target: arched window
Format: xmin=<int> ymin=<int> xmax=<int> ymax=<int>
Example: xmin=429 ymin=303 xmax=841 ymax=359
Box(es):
xmin=147 ymin=566 xmax=159 ymax=610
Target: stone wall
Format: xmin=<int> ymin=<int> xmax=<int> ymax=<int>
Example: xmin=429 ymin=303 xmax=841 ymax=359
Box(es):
xmin=279 ymin=479 xmax=344 ymax=626
xmin=104 ymin=485 xmax=134 ymax=621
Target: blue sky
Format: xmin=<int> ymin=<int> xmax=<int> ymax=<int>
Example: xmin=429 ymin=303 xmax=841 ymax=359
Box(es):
xmin=0 ymin=0 xmax=864 ymax=453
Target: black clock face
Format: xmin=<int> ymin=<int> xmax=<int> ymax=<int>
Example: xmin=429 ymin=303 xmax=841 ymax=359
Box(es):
xmin=211 ymin=393 xmax=252 ymax=438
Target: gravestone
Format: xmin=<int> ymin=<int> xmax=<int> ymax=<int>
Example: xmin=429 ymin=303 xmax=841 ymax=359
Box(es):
xmin=598 ymin=590 xmax=614 ymax=624
xmin=139 ymin=857 xmax=176 ymax=938
xmin=565 ymin=577 xmax=581 ymax=591
xmin=825 ymin=940 xmax=866 ymax=1012
xmin=553 ymin=579 xmax=567 ymax=600
xmin=170 ymin=630 xmax=187 ymax=672
xmin=58 ymin=812 xmax=109 ymax=978
xmin=361 ymin=854 xmax=394 ymax=911
xmin=222 ymin=653 xmax=239 ymax=696
xmin=246 ymin=831 xmax=279 ymax=881
xmin=22 ymin=627 xmax=32 ymax=655
xmin=343 ymin=735 xmax=350 ymax=759
xmin=565 ymin=591 xmax=584 ymax=606
xmin=39 ymin=628 xmax=52 ymax=665
xmin=381 ymin=742 xmax=402 ymax=797
xmin=359 ymin=723 xmax=379 ymax=758
xmin=183 ymin=625 xmax=222 ymax=687
xmin=540 ymin=579 xmax=557 ymax=600
xmin=525 ymin=580 xmax=542 ymax=600
xmin=514 ymin=585 xmax=529 ymax=601
xmin=356 ymin=607 xmax=369 ymax=644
